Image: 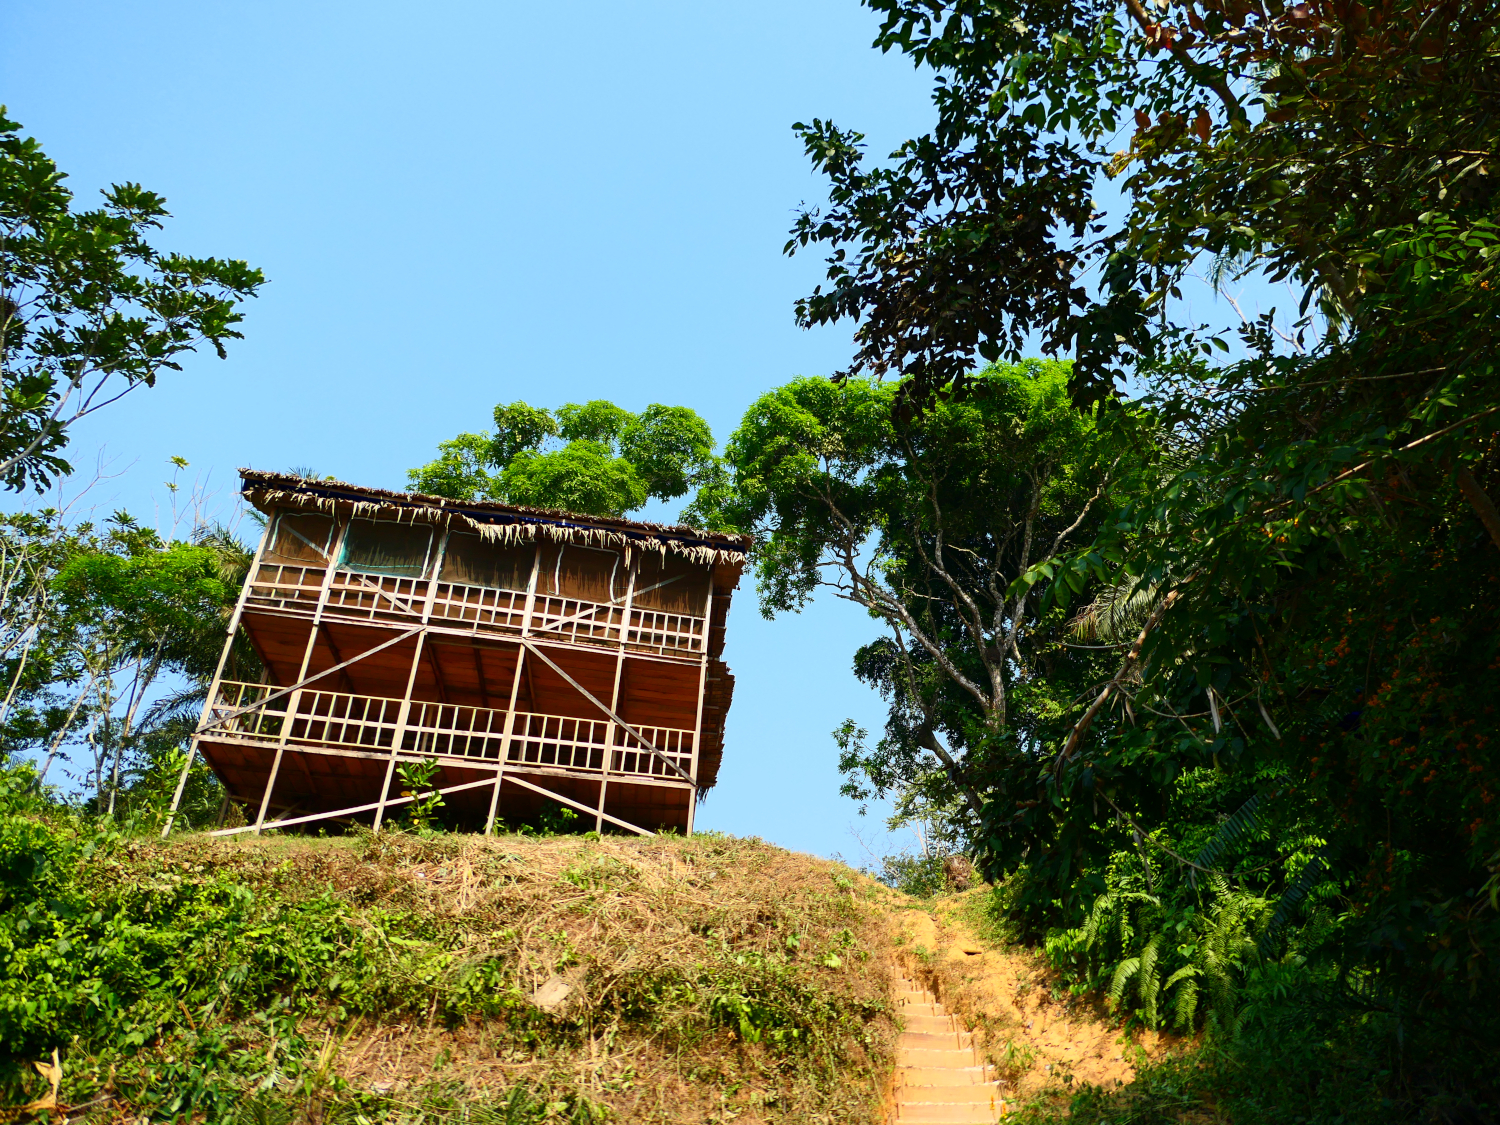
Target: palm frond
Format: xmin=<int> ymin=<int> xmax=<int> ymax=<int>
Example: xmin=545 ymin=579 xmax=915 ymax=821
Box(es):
xmin=1189 ymin=793 xmax=1263 ymax=888
xmin=1069 ymin=580 xmax=1160 ymax=643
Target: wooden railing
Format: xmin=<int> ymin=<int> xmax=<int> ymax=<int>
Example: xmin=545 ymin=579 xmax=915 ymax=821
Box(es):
xmin=206 ymin=680 xmax=696 ymax=783
xmin=244 ymin=563 xmax=706 ymax=658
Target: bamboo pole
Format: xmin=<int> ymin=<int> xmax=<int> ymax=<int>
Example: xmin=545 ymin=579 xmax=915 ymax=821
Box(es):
xmin=254 ymin=520 xmax=348 ymax=835
xmin=162 ymin=519 xmax=270 ymax=838
xmin=373 ymin=630 xmax=428 ymax=833
xmin=486 ymin=544 xmax=541 ymax=835
xmin=595 ymin=550 xmax=637 ymax=832
xmin=686 ymin=586 xmax=714 ymax=836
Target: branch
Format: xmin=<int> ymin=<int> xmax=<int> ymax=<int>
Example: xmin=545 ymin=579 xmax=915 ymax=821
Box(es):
xmin=1054 ymin=578 xmax=1193 ymax=775
xmin=1122 ymin=0 xmax=1243 ymax=119
xmin=1457 ymin=466 xmax=1500 ymax=553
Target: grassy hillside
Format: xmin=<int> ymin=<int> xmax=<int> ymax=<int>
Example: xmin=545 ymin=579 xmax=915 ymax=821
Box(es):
xmin=0 ymin=778 xmax=898 ymax=1123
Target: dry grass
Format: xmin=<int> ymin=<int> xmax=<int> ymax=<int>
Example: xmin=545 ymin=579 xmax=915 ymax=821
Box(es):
xmin=141 ymin=829 xmax=901 ymax=1124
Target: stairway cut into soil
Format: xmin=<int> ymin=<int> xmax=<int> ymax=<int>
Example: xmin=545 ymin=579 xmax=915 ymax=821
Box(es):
xmin=892 ymin=973 xmax=1006 ymax=1123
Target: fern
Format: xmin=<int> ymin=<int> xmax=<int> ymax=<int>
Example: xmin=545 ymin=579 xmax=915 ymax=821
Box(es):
xmin=1259 ymin=847 xmax=1332 ymax=956
xmin=1189 ymin=793 xmax=1263 ymax=887
xmin=1138 ymin=933 xmax=1163 ymax=1026
xmin=1088 ymin=877 xmax=1269 ymax=1031
xmin=1165 ymin=966 xmax=1200 ymax=1027
xmin=1109 ymin=955 xmax=1142 ymax=1006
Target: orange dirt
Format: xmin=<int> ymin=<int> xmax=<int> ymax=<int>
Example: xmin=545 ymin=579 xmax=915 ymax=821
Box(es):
xmin=890 ymin=893 xmax=1175 ymax=1110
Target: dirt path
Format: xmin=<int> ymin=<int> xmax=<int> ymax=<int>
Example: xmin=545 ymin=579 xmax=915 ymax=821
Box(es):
xmin=892 ymin=970 xmax=1007 ymax=1122
xmin=889 ymin=893 xmax=1165 ymax=1111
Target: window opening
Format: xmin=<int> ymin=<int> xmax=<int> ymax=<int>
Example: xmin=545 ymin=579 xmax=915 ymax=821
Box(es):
xmin=339 ymin=519 xmax=433 ymax=578
xmin=266 ymin=512 xmax=335 ymax=565
xmin=439 ymin=533 xmax=533 ymax=591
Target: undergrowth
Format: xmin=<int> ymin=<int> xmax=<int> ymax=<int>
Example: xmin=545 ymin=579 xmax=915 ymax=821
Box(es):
xmin=0 ymin=765 xmax=897 ymax=1122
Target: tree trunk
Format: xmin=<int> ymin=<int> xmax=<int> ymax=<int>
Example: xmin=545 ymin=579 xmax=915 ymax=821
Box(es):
xmin=1457 ymin=466 xmax=1500 ymax=553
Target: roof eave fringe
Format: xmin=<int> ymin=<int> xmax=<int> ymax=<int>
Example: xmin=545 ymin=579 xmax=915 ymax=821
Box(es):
xmin=245 ymin=487 xmax=746 ymax=568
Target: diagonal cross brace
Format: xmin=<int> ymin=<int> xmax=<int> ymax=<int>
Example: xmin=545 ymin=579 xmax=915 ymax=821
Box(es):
xmin=197 ymin=625 xmax=423 ymax=735
xmin=518 ymin=638 xmax=694 ymax=785
xmin=504 ymin=773 xmax=655 ymax=837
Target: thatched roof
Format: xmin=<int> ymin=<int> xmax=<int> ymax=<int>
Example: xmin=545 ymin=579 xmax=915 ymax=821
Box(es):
xmin=239 ymin=469 xmax=750 ymax=567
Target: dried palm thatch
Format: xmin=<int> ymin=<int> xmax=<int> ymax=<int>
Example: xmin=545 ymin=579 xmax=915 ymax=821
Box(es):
xmin=239 ymin=469 xmax=751 ymax=569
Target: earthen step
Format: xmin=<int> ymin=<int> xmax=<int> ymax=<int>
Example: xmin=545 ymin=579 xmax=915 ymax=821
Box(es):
xmin=895 ymin=1104 xmax=1003 ymax=1124
xmin=903 ymin=1014 xmax=958 ymax=1034
xmin=894 ymin=1038 xmax=966 ymax=1056
xmin=897 ymin=1048 xmax=980 ymax=1068
xmin=891 ymin=972 xmax=1004 ymax=1121
xmin=897 ymin=1066 xmax=991 ymax=1087
xmin=899 ymin=1085 xmax=1003 ymax=1104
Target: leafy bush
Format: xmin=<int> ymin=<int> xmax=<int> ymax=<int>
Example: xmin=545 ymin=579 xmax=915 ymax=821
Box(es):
xmin=0 ymin=767 xmax=895 ymax=1121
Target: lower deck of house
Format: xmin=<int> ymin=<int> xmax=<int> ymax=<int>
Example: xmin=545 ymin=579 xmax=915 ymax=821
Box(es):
xmin=199 ymin=733 xmax=694 ymax=835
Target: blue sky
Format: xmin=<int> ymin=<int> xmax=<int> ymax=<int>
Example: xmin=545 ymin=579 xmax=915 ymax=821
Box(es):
xmin=1 ymin=0 xmax=945 ymax=860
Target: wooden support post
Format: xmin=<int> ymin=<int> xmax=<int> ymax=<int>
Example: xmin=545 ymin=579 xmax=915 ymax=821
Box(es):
xmin=686 ymin=587 xmax=714 ymax=837
xmin=596 ymin=549 xmax=637 ymax=832
xmin=519 ymin=638 xmax=694 ymax=784
xmin=211 ymin=776 xmax=498 ymax=837
xmin=254 ymin=520 xmax=348 ymax=835
xmin=505 ymin=773 xmax=655 ymax=837
xmin=486 ymin=543 xmax=541 ymax=835
xmin=163 ymin=520 xmax=270 ymax=838
xmin=373 ymin=630 xmax=429 ymax=833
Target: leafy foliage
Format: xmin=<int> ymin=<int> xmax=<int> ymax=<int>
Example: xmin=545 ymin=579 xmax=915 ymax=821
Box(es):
xmin=408 ymin=400 xmax=723 ymax=521
xmin=0 ymin=110 xmax=262 ymax=492
xmin=774 ymin=0 xmax=1500 ymax=1116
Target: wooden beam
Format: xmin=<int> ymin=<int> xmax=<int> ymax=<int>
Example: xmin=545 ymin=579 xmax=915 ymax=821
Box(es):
xmin=519 ymin=639 xmax=693 ymax=784
xmin=210 ymin=777 xmax=497 ymax=837
xmin=504 ymin=773 xmax=655 ymax=837
xmin=686 ymin=586 xmax=714 ymax=836
xmin=596 ymin=551 xmax=638 ymax=831
xmin=162 ymin=519 xmax=272 ymax=837
xmin=255 ymin=520 xmax=349 ymax=835
xmin=487 ymin=544 xmax=540 ymax=835
xmin=374 ymin=631 xmax=429 ymax=833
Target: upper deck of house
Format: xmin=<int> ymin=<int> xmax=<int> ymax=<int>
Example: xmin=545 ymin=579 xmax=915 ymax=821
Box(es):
xmin=239 ymin=470 xmax=750 ymax=666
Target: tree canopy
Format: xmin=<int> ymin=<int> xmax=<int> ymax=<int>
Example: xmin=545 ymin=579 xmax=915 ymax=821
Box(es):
xmin=408 ymin=399 xmax=723 ymax=521
xmin=713 ymin=359 xmax=1145 ymax=838
xmin=0 ymin=110 xmax=263 ymax=492
xmin=769 ymin=0 xmax=1500 ymax=1114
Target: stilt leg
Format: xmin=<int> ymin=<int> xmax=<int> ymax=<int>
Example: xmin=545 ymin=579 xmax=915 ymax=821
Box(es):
xmin=160 ymin=738 xmax=199 ymax=838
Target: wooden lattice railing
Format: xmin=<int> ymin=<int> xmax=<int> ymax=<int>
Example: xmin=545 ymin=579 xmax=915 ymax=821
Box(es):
xmin=244 ymin=564 xmax=706 ymax=658
xmin=206 ymin=680 xmax=696 ymax=783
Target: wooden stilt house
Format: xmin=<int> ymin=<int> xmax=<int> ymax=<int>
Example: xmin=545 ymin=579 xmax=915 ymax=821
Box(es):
xmin=164 ymin=470 xmax=748 ymax=838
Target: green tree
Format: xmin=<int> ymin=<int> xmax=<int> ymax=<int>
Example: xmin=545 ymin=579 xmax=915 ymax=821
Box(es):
xmin=409 ymin=399 xmax=722 ymax=520
xmin=0 ymin=110 xmax=263 ymax=492
xmin=715 ymin=359 xmax=1138 ymax=831
xmin=0 ymin=504 xmax=249 ymax=823
xmin=787 ymin=0 xmax=1500 ymax=1110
